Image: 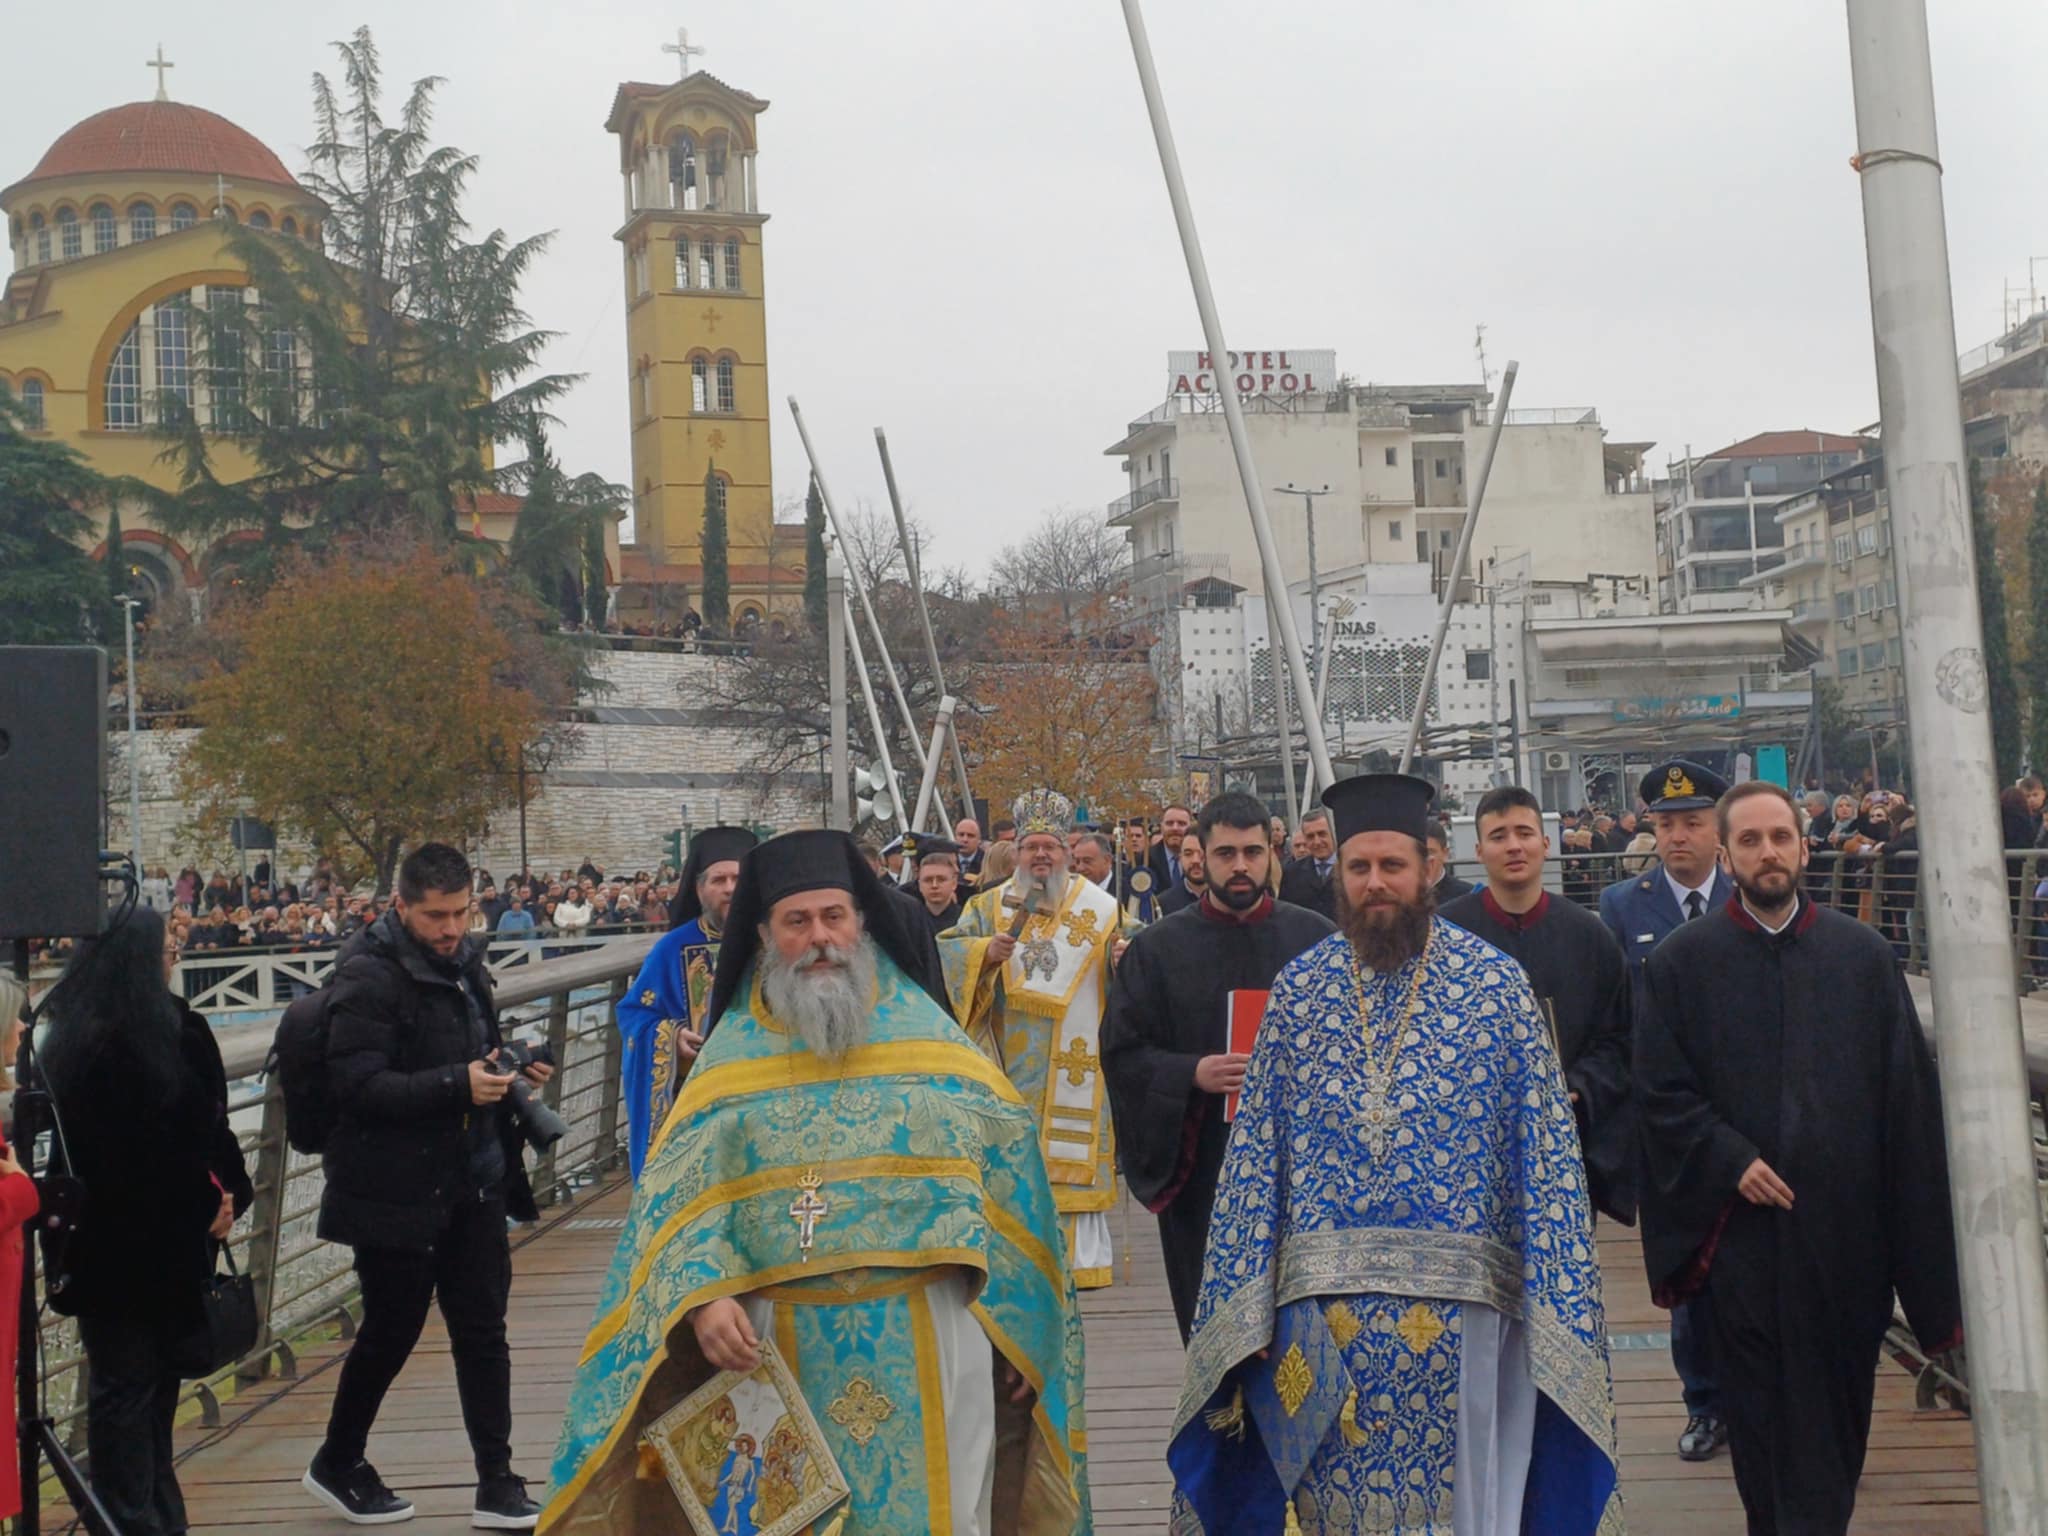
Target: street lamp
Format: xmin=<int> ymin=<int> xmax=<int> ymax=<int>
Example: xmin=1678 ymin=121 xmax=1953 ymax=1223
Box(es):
xmin=116 ymin=594 xmax=143 ymax=877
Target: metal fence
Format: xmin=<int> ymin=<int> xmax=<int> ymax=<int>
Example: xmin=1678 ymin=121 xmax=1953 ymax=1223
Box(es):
xmin=31 ymin=933 xmax=658 ymax=1453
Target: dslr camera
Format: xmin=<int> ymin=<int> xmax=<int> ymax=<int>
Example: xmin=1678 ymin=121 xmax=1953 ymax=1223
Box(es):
xmin=492 ymin=1039 xmax=568 ymax=1153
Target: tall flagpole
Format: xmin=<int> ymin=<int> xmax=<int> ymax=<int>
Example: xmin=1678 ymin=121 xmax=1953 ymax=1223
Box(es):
xmin=1117 ymin=0 xmax=1332 ymax=794
xmin=1845 ymin=2 xmax=2048 ymax=1524
xmin=826 ymin=554 xmax=850 ymax=829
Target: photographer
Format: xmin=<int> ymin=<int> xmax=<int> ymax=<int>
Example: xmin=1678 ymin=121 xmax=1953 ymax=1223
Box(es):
xmin=303 ymin=843 xmax=551 ymax=1530
xmin=37 ymin=907 xmax=248 ymax=1536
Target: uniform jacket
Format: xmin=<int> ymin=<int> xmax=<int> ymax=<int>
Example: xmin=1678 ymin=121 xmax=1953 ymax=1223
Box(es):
xmin=1597 ymin=863 xmax=1736 ymax=988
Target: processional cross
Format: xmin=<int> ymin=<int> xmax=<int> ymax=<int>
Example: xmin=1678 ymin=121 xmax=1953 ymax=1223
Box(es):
xmin=663 ymin=26 xmax=707 ymax=80
xmin=147 ymin=44 xmax=175 ymax=102
xmin=790 ymin=1169 xmax=829 ymax=1259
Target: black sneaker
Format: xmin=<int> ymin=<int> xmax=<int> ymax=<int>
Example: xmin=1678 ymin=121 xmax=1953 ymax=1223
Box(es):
xmin=473 ymin=1474 xmax=541 ymax=1531
xmin=1676 ymin=1413 xmax=1729 ymax=1462
xmin=302 ymin=1455 xmax=416 ymax=1524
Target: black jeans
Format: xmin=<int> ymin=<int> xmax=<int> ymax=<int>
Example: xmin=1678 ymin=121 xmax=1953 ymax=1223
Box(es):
xmin=77 ymin=1311 xmax=188 ymax=1536
xmin=321 ymin=1189 xmax=514 ymax=1479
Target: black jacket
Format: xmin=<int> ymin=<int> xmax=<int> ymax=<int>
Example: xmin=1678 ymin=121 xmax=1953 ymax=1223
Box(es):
xmin=1277 ymin=857 xmax=1337 ymax=921
xmin=318 ymin=912 xmax=537 ymax=1253
xmin=43 ymin=1003 xmax=248 ymax=1328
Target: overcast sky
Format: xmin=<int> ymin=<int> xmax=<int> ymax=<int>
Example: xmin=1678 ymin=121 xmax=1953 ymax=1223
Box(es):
xmin=20 ymin=2 xmax=2048 ymax=565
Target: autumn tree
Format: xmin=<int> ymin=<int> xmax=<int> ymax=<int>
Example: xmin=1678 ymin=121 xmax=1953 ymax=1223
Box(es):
xmin=962 ymin=600 xmax=1161 ymax=816
xmin=186 ymin=543 xmax=558 ymax=893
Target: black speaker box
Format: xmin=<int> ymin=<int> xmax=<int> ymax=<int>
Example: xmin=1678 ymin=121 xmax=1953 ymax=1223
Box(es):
xmin=0 ymin=647 xmax=108 ymax=940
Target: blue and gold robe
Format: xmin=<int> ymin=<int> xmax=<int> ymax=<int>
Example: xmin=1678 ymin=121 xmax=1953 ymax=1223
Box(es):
xmin=1169 ymin=919 xmax=1620 ymax=1535
xmin=617 ymin=919 xmax=720 ymax=1182
xmin=543 ymin=947 xmax=1092 ymax=1536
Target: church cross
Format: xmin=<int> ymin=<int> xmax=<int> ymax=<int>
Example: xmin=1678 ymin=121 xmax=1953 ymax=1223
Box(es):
xmin=1051 ymin=1036 xmax=1098 ymax=1087
xmin=213 ymin=174 xmax=233 ymax=220
xmin=146 ymin=44 xmax=176 ymax=102
xmin=789 ymin=1169 xmax=829 ymax=1259
xmin=700 ymin=306 xmax=722 ymax=334
xmin=662 ymin=26 xmax=707 ymax=80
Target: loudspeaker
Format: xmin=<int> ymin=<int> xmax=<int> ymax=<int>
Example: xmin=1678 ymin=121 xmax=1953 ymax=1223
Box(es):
xmin=0 ymin=647 xmax=108 ymax=940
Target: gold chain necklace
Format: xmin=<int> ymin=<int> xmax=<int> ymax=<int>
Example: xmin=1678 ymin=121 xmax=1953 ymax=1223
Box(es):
xmin=1354 ymin=932 xmax=1432 ymax=1160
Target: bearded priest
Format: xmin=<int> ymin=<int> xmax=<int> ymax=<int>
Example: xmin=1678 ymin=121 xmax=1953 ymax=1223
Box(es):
xmin=1169 ymin=774 xmax=1620 ymax=1536
xmin=939 ymin=789 xmax=1138 ymax=1290
xmin=542 ymin=830 xmax=1090 ymax=1536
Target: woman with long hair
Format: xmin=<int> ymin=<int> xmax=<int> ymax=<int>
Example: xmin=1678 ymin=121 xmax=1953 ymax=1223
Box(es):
xmin=38 ymin=906 xmax=250 ymax=1536
xmin=0 ymin=975 xmax=40 ymax=1522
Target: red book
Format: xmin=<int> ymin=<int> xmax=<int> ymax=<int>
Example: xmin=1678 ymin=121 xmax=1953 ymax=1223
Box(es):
xmin=1224 ymin=990 xmax=1268 ymax=1121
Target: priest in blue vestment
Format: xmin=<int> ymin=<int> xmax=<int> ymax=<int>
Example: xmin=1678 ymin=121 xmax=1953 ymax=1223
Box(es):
xmin=1169 ymin=774 xmax=1620 ymax=1536
xmin=616 ymin=826 xmax=757 ymax=1181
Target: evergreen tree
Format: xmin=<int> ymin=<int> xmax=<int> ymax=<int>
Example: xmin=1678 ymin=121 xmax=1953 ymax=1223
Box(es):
xmin=0 ymin=385 xmax=112 ymax=644
xmin=503 ymin=422 xmax=626 ymax=626
xmin=582 ymin=516 xmax=610 ymax=629
xmin=802 ymin=474 xmax=828 ymax=634
xmin=146 ymin=26 xmax=575 ymax=563
xmin=2029 ymin=476 xmax=2048 ymax=773
xmin=702 ymin=459 xmax=730 ymax=633
xmin=105 ymin=501 xmax=128 ymax=611
xmin=1971 ymin=458 xmax=2024 ymax=779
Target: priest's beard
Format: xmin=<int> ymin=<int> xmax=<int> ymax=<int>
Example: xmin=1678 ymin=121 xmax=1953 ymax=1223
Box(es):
xmin=759 ymin=933 xmax=881 ymax=1061
xmin=1013 ymin=865 xmax=1070 ymax=910
xmin=1337 ymin=886 xmax=1435 ymax=972
xmin=1733 ymin=862 xmax=1801 ymax=920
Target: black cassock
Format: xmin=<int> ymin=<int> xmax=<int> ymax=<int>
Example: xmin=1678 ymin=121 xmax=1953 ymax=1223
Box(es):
xmin=1101 ymin=896 xmax=1335 ymax=1340
xmin=1635 ymin=897 xmax=1961 ymax=1536
xmin=1438 ymin=887 xmax=1637 ymax=1223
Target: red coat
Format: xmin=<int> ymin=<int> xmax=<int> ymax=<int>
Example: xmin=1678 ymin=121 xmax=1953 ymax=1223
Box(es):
xmin=0 ymin=1136 xmax=41 ymax=1518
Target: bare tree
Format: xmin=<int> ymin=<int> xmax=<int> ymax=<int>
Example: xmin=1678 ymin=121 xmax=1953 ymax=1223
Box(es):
xmin=831 ymin=497 xmax=937 ymax=599
xmin=992 ymin=509 xmax=1132 ymax=626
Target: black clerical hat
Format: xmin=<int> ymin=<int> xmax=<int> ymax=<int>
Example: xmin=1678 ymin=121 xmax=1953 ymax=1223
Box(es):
xmin=911 ymin=837 xmax=963 ymax=867
xmin=667 ymin=825 xmax=760 ymax=929
xmin=1638 ymin=760 xmax=1729 ymax=815
xmin=1320 ymin=773 xmax=1437 ymax=847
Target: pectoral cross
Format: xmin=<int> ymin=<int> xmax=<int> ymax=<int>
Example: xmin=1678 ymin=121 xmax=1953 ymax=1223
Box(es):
xmin=147 ymin=44 xmax=175 ymax=102
xmin=789 ymin=1169 xmax=828 ymax=1259
xmin=662 ymin=26 xmax=706 ymax=80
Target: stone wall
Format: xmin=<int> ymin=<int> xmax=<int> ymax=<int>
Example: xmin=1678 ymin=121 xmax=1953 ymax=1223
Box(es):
xmin=106 ymin=649 xmax=822 ymax=884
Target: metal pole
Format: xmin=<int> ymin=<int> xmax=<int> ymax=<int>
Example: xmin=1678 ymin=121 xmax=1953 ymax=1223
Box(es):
xmin=787 ymin=397 xmax=937 ymax=827
xmin=517 ymin=753 xmax=529 ymax=877
xmin=119 ymin=595 xmax=142 ymax=875
xmin=1846 ymin=3 xmax=2048 ymax=1526
xmin=875 ymin=429 xmax=975 ymax=818
xmin=1400 ymin=360 xmax=1519 ymax=772
xmin=826 ymin=554 xmax=850 ymax=830
xmin=843 ymin=589 xmax=905 ymax=826
xmin=1300 ymin=596 xmax=1349 ymax=806
xmin=910 ymin=696 xmax=958 ymax=838
xmin=1269 ymin=583 xmax=1301 ymax=831
xmin=1117 ymin=0 xmax=1332 ymax=792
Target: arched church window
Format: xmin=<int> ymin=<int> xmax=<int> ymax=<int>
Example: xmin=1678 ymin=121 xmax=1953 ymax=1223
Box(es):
xmin=668 ymin=133 xmax=699 ymax=211
xmin=280 ymin=216 xmax=298 ymax=237
xmin=31 ymin=214 xmax=48 ymax=265
xmin=723 ymin=238 xmax=741 ymax=290
xmin=90 ymin=204 xmax=116 ymax=253
xmin=675 ymin=237 xmax=692 ymax=289
xmin=19 ymin=379 xmax=45 ymax=429
xmin=155 ymin=294 xmax=193 ymax=413
xmin=57 ymin=208 xmax=80 ymax=261
xmin=247 ymin=210 xmax=271 ymax=230
xmin=129 ymin=203 xmax=156 ymax=242
xmin=706 ymin=138 xmax=728 ymax=209
xmin=171 ymin=202 xmax=197 ymax=230
xmin=105 ymin=325 xmax=142 ymax=429
xmin=691 ymin=356 xmax=708 ymax=414
xmin=716 ymin=357 xmax=735 ymax=414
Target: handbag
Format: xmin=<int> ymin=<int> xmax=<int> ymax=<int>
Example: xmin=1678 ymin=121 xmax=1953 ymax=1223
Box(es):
xmin=167 ymin=1242 xmax=259 ymax=1380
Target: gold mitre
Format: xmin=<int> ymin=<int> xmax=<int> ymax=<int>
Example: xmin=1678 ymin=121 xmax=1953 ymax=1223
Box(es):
xmin=1012 ymin=787 xmax=1075 ymax=839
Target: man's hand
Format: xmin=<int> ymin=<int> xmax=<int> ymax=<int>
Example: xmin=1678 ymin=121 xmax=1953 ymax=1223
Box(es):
xmin=1112 ymin=938 xmax=1129 ymax=965
xmin=986 ymin=932 xmax=1018 ymax=966
xmin=468 ymin=1057 xmax=515 ymax=1106
xmin=692 ymin=1298 xmax=762 ymax=1373
xmin=520 ymin=1058 xmax=555 ymax=1088
xmin=1193 ymin=1053 xmax=1251 ymax=1095
xmin=677 ymin=1028 xmax=706 ymax=1063
xmin=1738 ymin=1158 xmax=1795 ymax=1209
xmin=208 ymin=1191 xmax=236 ymax=1239
xmin=998 ymin=1357 xmax=1037 ymax=1405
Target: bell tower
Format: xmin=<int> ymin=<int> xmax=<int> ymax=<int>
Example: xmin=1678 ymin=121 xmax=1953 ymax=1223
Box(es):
xmin=606 ymin=37 xmax=777 ymax=616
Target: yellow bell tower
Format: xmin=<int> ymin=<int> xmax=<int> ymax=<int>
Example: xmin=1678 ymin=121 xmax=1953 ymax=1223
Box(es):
xmin=607 ymin=35 xmax=787 ymax=622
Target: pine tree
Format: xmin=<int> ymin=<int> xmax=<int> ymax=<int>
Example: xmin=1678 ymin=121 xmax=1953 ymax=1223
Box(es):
xmin=1971 ymin=458 xmax=2023 ymax=779
xmin=802 ymin=474 xmax=828 ymax=634
xmin=582 ymin=516 xmax=609 ymax=629
xmin=702 ymin=459 xmax=730 ymax=633
xmin=503 ymin=423 xmax=625 ymax=626
xmin=2029 ymin=476 xmax=2048 ymax=773
xmin=0 ymin=386 xmax=111 ymax=644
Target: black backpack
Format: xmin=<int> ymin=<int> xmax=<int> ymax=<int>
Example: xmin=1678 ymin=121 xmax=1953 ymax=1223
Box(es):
xmin=269 ymin=983 xmax=341 ymax=1154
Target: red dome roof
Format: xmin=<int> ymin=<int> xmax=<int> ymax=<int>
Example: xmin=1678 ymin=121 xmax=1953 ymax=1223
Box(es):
xmin=6 ymin=101 xmax=301 ymax=200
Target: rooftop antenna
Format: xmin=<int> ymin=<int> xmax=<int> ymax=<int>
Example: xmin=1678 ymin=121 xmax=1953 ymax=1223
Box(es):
xmin=1474 ymin=322 xmax=1494 ymax=395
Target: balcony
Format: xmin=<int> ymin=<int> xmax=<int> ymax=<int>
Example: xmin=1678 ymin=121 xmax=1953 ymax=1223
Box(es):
xmin=1108 ymin=476 xmax=1180 ymax=527
xmin=1789 ymin=600 xmax=1831 ymax=631
xmin=1776 ymin=543 xmax=1825 ymax=578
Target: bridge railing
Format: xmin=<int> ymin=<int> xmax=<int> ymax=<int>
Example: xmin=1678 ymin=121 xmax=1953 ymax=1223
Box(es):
xmin=31 ymin=932 xmax=659 ymax=1453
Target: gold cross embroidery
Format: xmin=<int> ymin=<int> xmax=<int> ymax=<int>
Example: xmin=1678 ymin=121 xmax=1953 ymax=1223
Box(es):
xmin=789 ymin=1170 xmax=828 ymax=1259
xmin=1273 ymin=1343 xmax=1313 ymax=1417
xmin=1059 ymin=908 xmax=1101 ymax=948
xmin=1395 ymin=1302 xmax=1446 ymax=1355
xmin=1050 ymin=1036 xmax=1097 ymax=1087
xmin=826 ymin=1377 xmax=895 ymax=1447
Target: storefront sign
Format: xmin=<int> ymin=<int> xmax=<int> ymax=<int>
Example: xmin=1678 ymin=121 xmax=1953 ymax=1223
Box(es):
xmin=1611 ymin=694 xmax=1742 ymax=723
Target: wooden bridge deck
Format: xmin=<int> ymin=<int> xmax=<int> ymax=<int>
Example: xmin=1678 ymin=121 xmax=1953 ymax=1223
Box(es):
xmin=115 ymin=1179 xmax=1978 ymax=1534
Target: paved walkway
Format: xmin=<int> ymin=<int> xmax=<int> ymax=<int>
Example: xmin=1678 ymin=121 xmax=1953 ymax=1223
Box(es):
xmin=105 ymin=1179 xmax=1978 ymax=1533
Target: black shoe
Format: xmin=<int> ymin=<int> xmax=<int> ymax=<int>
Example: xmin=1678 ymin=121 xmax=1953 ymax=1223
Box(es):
xmin=473 ymin=1474 xmax=541 ymax=1531
xmin=302 ymin=1455 xmax=416 ymax=1525
xmin=1677 ymin=1413 xmax=1728 ymax=1462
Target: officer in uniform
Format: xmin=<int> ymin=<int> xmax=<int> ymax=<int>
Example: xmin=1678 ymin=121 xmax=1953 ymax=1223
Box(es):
xmin=1597 ymin=757 xmax=1734 ymax=1464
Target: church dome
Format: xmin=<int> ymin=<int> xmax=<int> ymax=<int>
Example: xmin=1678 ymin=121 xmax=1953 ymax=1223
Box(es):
xmin=4 ymin=100 xmax=302 ymax=203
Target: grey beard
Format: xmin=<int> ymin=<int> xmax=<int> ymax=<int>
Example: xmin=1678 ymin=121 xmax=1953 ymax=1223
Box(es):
xmin=759 ymin=933 xmax=880 ymax=1061
xmin=1014 ymin=867 xmax=1070 ymax=909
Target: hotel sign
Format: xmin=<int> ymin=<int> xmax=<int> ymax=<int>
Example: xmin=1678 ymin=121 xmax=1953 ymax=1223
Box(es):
xmin=1169 ymin=349 xmax=1335 ymax=398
